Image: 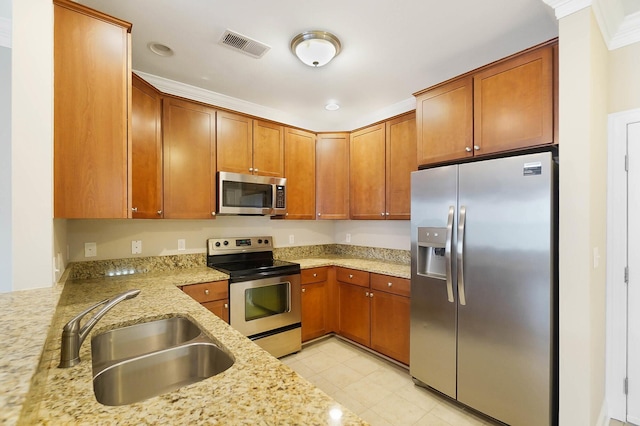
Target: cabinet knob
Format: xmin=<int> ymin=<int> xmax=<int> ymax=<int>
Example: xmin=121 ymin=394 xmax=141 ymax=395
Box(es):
xmin=157 ymin=210 xmax=162 ymax=215
xmin=249 ymin=167 xmax=254 ymax=172
xmin=224 ymin=303 xmax=228 ymax=309
xmin=385 ymin=212 xmax=390 ymax=216
xmin=370 ymin=293 xmax=374 ymax=298
xmin=380 ymin=212 xmax=385 ymax=217
xmin=317 ymin=213 xmax=321 ymax=217
xmin=349 ymin=274 xmax=353 ymax=279
xmin=465 ymin=147 xmax=472 ymax=152
xmin=211 ymin=212 xmax=216 ymax=217
xmin=285 ymin=213 xmax=289 ymax=216
xmin=388 ymin=282 xmax=393 ymax=287
xmin=474 ymin=145 xmax=480 ymax=151
xmin=254 ymin=168 xmax=259 ymax=173
xmin=302 ymin=288 xmax=306 ymax=293
xmin=204 ymin=289 xmax=209 ymax=295
xmin=313 ymin=273 xmax=317 ymax=277
xmin=365 ymin=291 xmax=370 ymax=297
xmin=131 ymin=207 xmax=138 ymax=212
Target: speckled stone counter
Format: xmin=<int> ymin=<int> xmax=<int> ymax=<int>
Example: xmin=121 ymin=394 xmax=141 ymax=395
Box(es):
xmin=16 ymin=268 xmax=366 ymax=425
xmin=293 ymin=256 xmax=410 ymax=279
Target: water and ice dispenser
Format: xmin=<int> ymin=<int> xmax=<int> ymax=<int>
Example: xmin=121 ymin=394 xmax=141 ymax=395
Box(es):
xmin=417 ymin=227 xmax=447 ymax=279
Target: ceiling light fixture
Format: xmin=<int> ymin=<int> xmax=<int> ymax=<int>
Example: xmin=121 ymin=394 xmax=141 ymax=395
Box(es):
xmin=290 ymin=31 xmax=341 ymax=67
xmin=325 ymin=102 xmax=340 ymax=111
xmin=148 ymin=42 xmax=174 ymax=57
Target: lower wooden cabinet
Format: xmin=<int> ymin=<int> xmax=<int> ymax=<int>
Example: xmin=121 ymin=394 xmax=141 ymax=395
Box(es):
xmin=301 ymin=267 xmax=329 ymax=342
xmin=182 ymin=280 xmax=229 ymax=323
xmin=337 ymin=268 xmax=372 ymax=346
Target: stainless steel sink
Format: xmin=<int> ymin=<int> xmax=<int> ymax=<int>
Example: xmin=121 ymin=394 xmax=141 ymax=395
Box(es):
xmin=93 ymin=341 xmax=234 ymax=406
xmin=90 ymin=317 xmax=234 ymax=406
xmin=91 ymin=317 xmax=201 ymax=369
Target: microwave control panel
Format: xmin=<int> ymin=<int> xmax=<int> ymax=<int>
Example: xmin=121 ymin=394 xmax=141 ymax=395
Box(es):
xmin=275 ymin=185 xmax=286 ymax=209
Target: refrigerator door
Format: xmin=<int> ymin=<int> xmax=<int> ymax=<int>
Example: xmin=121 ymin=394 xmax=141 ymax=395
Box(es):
xmin=410 ymin=165 xmax=458 ymax=398
xmin=456 ymin=152 xmax=555 ymax=425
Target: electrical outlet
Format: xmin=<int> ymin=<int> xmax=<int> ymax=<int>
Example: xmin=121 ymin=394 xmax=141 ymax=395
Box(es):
xmin=289 ymin=234 xmax=294 ymax=244
xmin=132 ymin=240 xmax=142 ymax=254
xmin=84 ymin=242 xmax=97 ymax=258
xmin=178 ymin=239 xmax=186 ymax=251
xmin=346 ymin=233 xmax=351 ymax=243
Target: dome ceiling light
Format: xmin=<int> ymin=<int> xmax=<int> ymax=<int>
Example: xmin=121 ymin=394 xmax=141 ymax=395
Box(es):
xmin=290 ymin=31 xmax=341 ymax=67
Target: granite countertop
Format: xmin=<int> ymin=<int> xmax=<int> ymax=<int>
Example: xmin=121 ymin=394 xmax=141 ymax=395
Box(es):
xmin=4 ymin=255 xmax=410 ymax=425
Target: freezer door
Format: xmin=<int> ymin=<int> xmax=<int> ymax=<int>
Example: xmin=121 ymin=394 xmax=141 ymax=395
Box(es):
xmin=456 ymin=152 xmax=556 ymax=425
xmin=410 ymin=165 xmax=458 ymax=398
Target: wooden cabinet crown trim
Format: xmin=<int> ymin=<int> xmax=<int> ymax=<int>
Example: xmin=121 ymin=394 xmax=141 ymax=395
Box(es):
xmin=53 ymin=0 xmax=132 ymax=31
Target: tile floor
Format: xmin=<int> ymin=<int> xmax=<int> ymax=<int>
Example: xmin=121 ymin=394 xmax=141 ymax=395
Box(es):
xmin=281 ymin=336 xmax=501 ymax=426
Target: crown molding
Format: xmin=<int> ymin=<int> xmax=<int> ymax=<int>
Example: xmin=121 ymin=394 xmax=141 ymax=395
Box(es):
xmin=0 ymin=17 xmax=11 ymax=49
xmin=542 ymin=0 xmax=640 ymax=49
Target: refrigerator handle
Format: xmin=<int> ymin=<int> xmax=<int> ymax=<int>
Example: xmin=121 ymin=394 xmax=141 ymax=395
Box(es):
xmin=457 ymin=206 xmax=467 ymax=305
xmin=444 ymin=206 xmax=455 ymax=303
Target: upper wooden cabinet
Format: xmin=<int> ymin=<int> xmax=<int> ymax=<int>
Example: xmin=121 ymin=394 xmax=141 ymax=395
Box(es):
xmin=131 ymin=74 xmax=163 ymax=219
xmin=162 ymin=96 xmax=217 ymax=219
xmin=415 ymin=40 xmax=557 ymax=166
xmin=53 ymin=0 xmax=132 ymax=218
xmin=350 ymin=113 xmax=416 ymax=220
xmin=284 ymin=128 xmax=316 ymax=220
xmin=473 ymin=44 xmax=554 ymax=155
xmin=316 ymin=133 xmax=349 ymax=220
xmin=416 ymin=77 xmax=473 ymax=166
xmin=217 ymin=111 xmax=284 ymax=177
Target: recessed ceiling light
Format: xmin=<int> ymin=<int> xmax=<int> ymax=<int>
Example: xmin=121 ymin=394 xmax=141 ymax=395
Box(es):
xmin=325 ymin=102 xmax=340 ymax=111
xmin=148 ymin=42 xmax=174 ymax=57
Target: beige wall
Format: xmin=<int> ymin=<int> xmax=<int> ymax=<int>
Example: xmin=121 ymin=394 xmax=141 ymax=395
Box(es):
xmin=608 ymin=41 xmax=640 ymax=113
xmin=558 ymin=8 xmax=609 ymax=426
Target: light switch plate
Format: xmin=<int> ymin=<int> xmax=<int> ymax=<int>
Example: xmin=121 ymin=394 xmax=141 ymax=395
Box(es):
xmin=178 ymin=239 xmax=186 ymax=251
xmin=289 ymin=234 xmax=294 ymax=244
xmin=84 ymin=242 xmax=97 ymax=258
xmin=132 ymin=240 xmax=142 ymax=254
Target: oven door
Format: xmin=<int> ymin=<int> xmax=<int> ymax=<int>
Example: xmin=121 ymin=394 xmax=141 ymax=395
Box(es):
xmin=229 ymin=273 xmax=301 ymax=338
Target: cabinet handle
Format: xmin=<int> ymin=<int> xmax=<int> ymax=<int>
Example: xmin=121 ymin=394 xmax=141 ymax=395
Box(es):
xmin=388 ymin=282 xmax=393 ymax=287
xmin=465 ymin=147 xmax=472 ymax=152
xmin=349 ymin=274 xmax=353 ymax=279
xmin=365 ymin=291 xmax=369 ymax=297
xmin=157 ymin=210 xmax=162 ymax=215
xmin=370 ymin=293 xmax=374 ymax=298
xmin=474 ymin=145 xmax=480 ymax=151
xmin=313 ymin=273 xmax=317 ymax=277
xmin=385 ymin=212 xmax=389 ymax=216
xmin=131 ymin=207 xmax=138 ymax=212
xmin=211 ymin=212 xmax=216 ymax=217
xmin=317 ymin=213 xmax=321 ymax=217
xmin=302 ymin=288 xmax=306 ymax=293
xmin=380 ymin=212 xmax=385 ymax=217
xmin=285 ymin=213 xmax=289 ymax=216
xmin=224 ymin=303 xmax=228 ymax=309
xmin=249 ymin=167 xmax=254 ymax=172
xmin=204 ymin=289 xmax=209 ymax=295
xmin=254 ymin=168 xmax=259 ymax=173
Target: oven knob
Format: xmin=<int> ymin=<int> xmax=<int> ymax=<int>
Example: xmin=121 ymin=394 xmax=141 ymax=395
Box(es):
xmin=258 ymin=239 xmax=263 ymax=244
xmin=264 ymin=239 xmax=269 ymax=245
xmin=223 ymin=240 xmax=229 ymax=246
xmin=215 ymin=242 xmax=221 ymax=247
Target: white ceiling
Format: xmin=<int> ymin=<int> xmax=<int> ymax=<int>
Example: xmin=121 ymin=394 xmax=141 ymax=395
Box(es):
xmin=78 ymin=0 xmax=558 ymax=131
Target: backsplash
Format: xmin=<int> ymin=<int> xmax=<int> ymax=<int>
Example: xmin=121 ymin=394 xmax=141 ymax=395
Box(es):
xmin=68 ymin=244 xmax=410 ymax=280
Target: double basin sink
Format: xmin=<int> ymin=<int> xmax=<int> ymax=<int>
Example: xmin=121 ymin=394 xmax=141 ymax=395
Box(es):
xmin=91 ymin=317 xmax=235 ymax=406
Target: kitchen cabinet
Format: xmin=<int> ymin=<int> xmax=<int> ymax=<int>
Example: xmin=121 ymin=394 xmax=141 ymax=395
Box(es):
xmin=473 ymin=43 xmax=554 ymax=155
xmin=337 ymin=267 xmax=410 ymax=364
xmin=415 ymin=40 xmax=556 ymax=166
xmin=182 ymin=280 xmax=229 ymax=323
xmin=217 ymin=111 xmax=284 ymax=177
xmin=369 ymin=273 xmax=410 ymax=365
xmin=53 ymin=0 xmax=132 ymax=218
xmin=301 ymin=267 xmax=329 ymax=342
xmin=349 ymin=112 xmax=416 ymax=220
xmin=162 ymin=96 xmax=217 ymax=219
xmin=284 ymin=127 xmax=316 ymax=220
xmin=415 ymin=76 xmax=473 ymax=166
xmin=316 ymin=133 xmax=350 ymax=220
xmin=131 ymin=74 xmax=163 ymax=218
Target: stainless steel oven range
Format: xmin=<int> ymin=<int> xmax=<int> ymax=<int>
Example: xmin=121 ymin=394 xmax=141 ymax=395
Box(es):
xmin=206 ymin=236 xmax=301 ymax=358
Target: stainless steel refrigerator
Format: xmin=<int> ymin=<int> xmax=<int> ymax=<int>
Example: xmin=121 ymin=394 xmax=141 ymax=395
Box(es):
xmin=410 ymin=150 xmax=557 ymax=426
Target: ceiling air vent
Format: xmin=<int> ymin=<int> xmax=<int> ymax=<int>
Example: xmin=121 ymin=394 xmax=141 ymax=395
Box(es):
xmin=219 ymin=30 xmax=270 ymax=58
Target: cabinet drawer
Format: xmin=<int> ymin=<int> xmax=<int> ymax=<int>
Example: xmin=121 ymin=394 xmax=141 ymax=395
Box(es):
xmin=336 ymin=267 xmax=369 ymax=288
xmin=182 ymin=280 xmax=228 ymax=303
xmin=301 ymin=267 xmax=328 ymax=284
xmin=202 ymin=299 xmax=229 ymax=323
xmin=371 ymin=273 xmax=410 ymax=297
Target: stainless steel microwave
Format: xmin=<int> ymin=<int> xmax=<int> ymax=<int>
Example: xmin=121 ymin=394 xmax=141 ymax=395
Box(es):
xmin=216 ymin=171 xmax=286 ymax=216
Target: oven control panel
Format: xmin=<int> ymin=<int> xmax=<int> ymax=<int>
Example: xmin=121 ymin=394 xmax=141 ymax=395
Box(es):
xmin=207 ymin=236 xmax=273 ymax=255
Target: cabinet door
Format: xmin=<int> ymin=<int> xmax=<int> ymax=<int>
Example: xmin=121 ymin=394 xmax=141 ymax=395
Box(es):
xmin=217 ymin=111 xmax=253 ymax=174
xmin=163 ymin=97 xmax=216 ymax=219
xmin=284 ymin=128 xmax=316 ymax=220
xmin=316 ymin=133 xmax=349 ymax=220
xmin=350 ymin=124 xmax=386 ymax=220
xmin=338 ymin=281 xmax=371 ymax=347
xmin=131 ymin=74 xmax=163 ymax=218
xmin=301 ymin=281 xmax=328 ymax=342
xmin=386 ymin=113 xmax=417 ymax=219
xmin=416 ymin=76 xmax=473 ymax=166
xmin=370 ymin=290 xmax=410 ymax=365
xmin=253 ymin=120 xmax=284 ymax=177
xmin=474 ymin=45 xmax=554 ymax=155
xmin=53 ymin=0 xmax=131 ymax=218
xmin=201 ymin=299 xmax=229 ymax=323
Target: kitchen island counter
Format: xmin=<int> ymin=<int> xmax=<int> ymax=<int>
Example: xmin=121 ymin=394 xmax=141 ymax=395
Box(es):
xmin=16 ymin=268 xmax=365 ymax=425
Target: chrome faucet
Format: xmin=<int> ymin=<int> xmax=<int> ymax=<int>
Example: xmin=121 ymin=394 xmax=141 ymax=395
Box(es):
xmin=58 ymin=289 xmax=141 ymax=368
